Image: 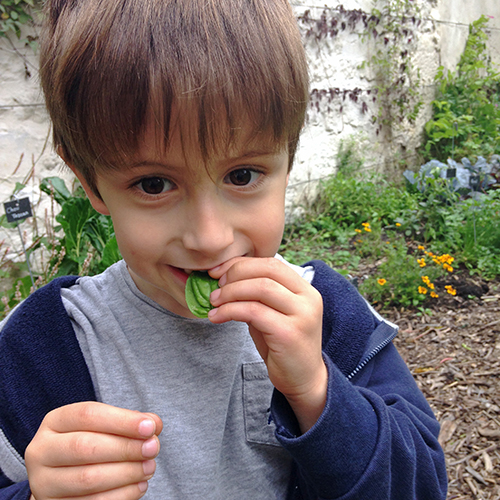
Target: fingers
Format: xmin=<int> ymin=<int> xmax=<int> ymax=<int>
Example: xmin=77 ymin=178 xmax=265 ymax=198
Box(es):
xmin=32 ymin=460 xmax=155 ymax=498
xmin=26 ymin=402 xmax=164 ymax=500
xmin=210 ymin=277 xmax=297 ymax=317
xmin=44 ymin=402 xmax=161 ymax=439
xmin=40 ymin=432 xmax=160 ymax=466
xmin=213 ymin=257 xmax=308 ymax=294
xmin=209 ymin=257 xmax=321 ymax=325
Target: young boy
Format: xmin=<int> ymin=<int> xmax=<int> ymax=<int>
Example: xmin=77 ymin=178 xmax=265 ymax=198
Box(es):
xmin=0 ymin=0 xmax=447 ymax=499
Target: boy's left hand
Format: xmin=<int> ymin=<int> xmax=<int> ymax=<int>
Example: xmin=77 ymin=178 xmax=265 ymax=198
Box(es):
xmin=208 ymin=257 xmax=327 ymax=433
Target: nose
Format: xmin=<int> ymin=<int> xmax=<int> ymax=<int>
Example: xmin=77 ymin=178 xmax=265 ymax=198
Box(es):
xmin=181 ymin=195 xmax=235 ymax=257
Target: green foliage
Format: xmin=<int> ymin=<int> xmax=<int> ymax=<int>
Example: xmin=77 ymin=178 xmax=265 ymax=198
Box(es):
xmin=358 ymin=238 xmax=445 ymax=308
xmin=39 ymin=177 xmax=121 ymax=277
xmin=423 ymin=16 xmax=500 ymax=162
xmin=281 ymin=149 xmax=500 ymax=308
xmin=0 ymin=0 xmax=35 ymax=38
xmin=0 ymin=177 xmax=121 ymax=319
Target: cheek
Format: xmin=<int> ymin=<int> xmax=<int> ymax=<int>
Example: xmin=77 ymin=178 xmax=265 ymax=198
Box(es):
xmin=112 ymin=213 xmax=161 ymax=259
xmin=250 ymin=205 xmax=285 ymax=256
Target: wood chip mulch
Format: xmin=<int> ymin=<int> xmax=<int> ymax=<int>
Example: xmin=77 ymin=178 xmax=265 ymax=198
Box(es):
xmin=382 ymin=279 xmax=500 ymax=500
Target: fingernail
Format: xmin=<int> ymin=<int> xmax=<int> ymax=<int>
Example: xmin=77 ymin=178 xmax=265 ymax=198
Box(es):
xmin=208 ymin=308 xmax=218 ymax=319
xmin=138 ymin=419 xmax=155 ymax=437
xmin=143 ymin=459 xmax=156 ymax=476
xmin=142 ymin=437 xmax=159 ymax=458
xmin=138 ymin=481 xmax=148 ymax=493
xmin=210 ymin=288 xmax=221 ymax=302
xmin=218 ymin=274 xmax=227 ymax=287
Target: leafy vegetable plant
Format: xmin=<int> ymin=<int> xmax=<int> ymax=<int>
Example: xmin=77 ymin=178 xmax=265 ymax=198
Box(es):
xmin=0 ymin=176 xmax=121 ymax=319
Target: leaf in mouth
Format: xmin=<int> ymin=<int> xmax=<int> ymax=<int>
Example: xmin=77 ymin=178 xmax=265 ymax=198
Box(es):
xmin=185 ymin=271 xmax=219 ymax=318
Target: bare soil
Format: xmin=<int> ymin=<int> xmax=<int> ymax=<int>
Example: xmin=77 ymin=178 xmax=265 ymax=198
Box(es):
xmin=381 ymin=275 xmax=500 ymax=500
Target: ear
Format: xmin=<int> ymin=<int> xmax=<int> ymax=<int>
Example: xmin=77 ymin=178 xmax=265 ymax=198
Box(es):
xmin=58 ymin=148 xmax=111 ymax=216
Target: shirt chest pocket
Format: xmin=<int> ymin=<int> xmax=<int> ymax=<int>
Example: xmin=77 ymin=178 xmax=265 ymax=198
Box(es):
xmin=242 ymin=362 xmax=280 ymax=447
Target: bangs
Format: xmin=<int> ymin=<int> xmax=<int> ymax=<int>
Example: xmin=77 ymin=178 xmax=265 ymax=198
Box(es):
xmin=40 ymin=0 xmax=309 ymax=189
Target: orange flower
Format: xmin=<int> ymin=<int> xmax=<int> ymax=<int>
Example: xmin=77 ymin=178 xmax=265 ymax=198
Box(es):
xmin=377 ymin=278 xmax=387 ymax=286
xmin=418 ymin=286 xmax=427 ymax=295
xmin=445 ymin=285 xmax=457 ymax=296
xmin=430 ymin=291 xmax=439 ymax=298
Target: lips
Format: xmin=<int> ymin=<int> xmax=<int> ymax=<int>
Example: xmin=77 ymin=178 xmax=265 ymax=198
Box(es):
xmin=168 ymin=265 xmax=190 ymax=284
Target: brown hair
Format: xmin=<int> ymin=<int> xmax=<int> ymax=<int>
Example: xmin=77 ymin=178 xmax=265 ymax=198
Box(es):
xmin=40 ymin=0 xmax=309 ymax=193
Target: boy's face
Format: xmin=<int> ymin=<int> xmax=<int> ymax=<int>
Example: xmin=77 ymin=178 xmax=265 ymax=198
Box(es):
xmin=73 ymin=122 xmax=290 ymax=318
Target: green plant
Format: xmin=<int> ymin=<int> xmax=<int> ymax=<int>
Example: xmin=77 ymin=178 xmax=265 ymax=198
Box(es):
xmin=459 ymin=191 xmax=500 ymax=279
xmin=0 ymin=0 xmax=35 ymax=38
xmin=39 ymin=177 xmax=121 ymax=278
xmin=423 ymin=15 xmax=500 ymax=162
xmin=336 ymin=137 xmax=365 ymax=178
xmin=281 ymin=164 xmax=499 ymax=309
xmin=0 ymin=177 xmax=121 ymax=319
xmin=359 ymin=239 xmax=455 ymax=308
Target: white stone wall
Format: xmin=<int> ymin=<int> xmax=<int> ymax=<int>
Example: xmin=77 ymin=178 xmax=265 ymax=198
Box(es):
xmin=287 ymin=0 xmax=500 ymax=210
xmin=1 ymin=0 xmax=500 ymax=260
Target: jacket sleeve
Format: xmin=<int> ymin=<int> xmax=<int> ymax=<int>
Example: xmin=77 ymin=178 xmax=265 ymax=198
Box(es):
xmin=270 ymin=261 xmax=447 ymax=500
xmin=0 ymin=277 xmax=97 ymax=499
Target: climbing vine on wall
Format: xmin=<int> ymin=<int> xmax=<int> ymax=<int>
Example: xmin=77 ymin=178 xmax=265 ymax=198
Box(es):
xmin=298 ymin=0 xmax=423 ymax=138
xmin=0 ymin=0 xmax=36 ymax=38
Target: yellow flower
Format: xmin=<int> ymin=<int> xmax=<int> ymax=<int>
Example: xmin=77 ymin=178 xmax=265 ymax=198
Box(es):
xmin=439 ymin=254 xmax=454 ymax=265
xmin=395 ymin=222 xmax=401 ymax=227
xmin=445 ymin=285 xmax=457 ymax=296
xmin=364 ymin=226 xmax=372 ymax=233
xmin=443 ymin=263 xmax=454 ymax=273
xmin=421 ymin=276 xmax=430 ymax=285
xmin=377 ymin=278 xmax=387 ymax=286
xmin=362 ymin=222 xmax=370 ymax=227
xmin=355 ymin=228 xmax=362 ymax=233
xmin=417 ymin=258 xmax=426 ymax=268
xmin=418 ymin=245 xmax=425 ymax=251
xmin=418 ymin=286 xmax=427 ymax=295
xmin=428 ymin=282 xmax=435 ymax=290
xmin=430 ymin=291 xmax=439 ymax=298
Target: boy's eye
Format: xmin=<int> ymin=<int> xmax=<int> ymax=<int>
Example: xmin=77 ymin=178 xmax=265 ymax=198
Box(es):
xmin=225 ymin=168 xmax=260 ymax=186
xmin=137 ymin=177 xmax=173 ymax=195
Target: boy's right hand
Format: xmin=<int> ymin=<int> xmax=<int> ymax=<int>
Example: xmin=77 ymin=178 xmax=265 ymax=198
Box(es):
xmin=25 ymin=402 xmax=162 ymax=500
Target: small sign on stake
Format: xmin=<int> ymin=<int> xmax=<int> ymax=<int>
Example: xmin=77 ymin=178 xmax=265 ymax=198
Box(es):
xmin=3 ymin=196 xmax=36 ymax=290
xmin=3 ymin=197 xmax=33 ymax=224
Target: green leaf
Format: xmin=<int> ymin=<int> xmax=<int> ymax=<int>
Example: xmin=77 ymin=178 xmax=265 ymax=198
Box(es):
xmin=98 ymin=236 xmax=122 ymax=272
xmin=55 ymin=197 xmax=95 ymax=260
xmin=40 ymin=177 xmax=72 ymax=205
xmin=185 ymin=272 xmax=219 ymax=318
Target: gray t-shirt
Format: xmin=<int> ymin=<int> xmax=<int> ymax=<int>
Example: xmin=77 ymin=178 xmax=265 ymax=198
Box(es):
xmin=61 ymin=258 xmax=313 ymax=499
